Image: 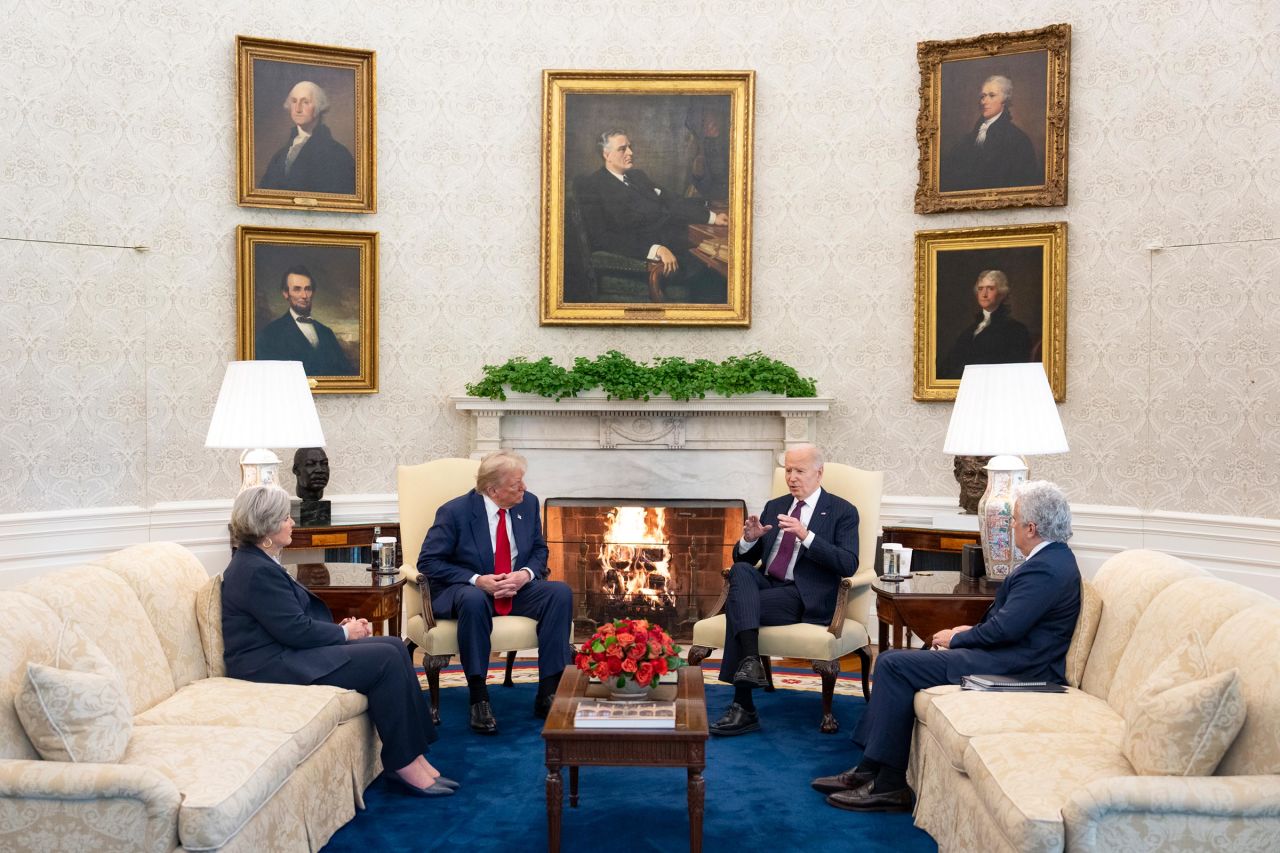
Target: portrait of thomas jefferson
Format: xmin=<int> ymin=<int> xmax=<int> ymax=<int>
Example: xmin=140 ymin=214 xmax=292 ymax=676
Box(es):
xmin=933 ymin=247 xmax=1044 ymax=381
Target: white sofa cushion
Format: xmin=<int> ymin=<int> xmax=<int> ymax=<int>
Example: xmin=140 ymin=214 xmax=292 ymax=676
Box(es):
xmin=917 ymin=685 xmax=1125 ymax=771
xmin=0 ymin=591 xmax=66 ymax=761
xmin=1064 ymin=579 xmax=1102 ymax=688
xmin=1208 ymin=601 xmax=1280 ymax=776
xmin=964 ymin=732 xmax=1135 ymax=853
xmin=1123 ymin=633 xmax=1245 ymax=776
xmin=194 ymin=575 xmax=226 ymax=678
xmin=15 ymin=623 xmax=133 ymax=763
xmin=122 ymin=725 xmax=306 ymax=852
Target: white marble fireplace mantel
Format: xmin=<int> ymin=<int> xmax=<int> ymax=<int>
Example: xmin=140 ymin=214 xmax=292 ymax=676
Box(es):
xmin=450 ymin=391 xmax=832 ymax=507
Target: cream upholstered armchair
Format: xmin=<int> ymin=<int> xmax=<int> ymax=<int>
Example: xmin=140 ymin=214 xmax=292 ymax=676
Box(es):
xmin=397 ymin=458 xmax=540 ymax=723
xmin=687 ymin=463 xmax=883 ymax=733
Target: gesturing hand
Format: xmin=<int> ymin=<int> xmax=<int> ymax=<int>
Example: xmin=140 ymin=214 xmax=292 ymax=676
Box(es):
xmin=743 ymin=514 xmax=773 ymax=542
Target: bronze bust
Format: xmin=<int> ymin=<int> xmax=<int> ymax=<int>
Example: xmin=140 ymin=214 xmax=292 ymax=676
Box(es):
xmin=953 ymin=455 xmax=992 ymax=514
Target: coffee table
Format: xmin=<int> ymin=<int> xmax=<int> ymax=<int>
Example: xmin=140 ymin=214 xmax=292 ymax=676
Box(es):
xmin=542 ymin=666 xmax=708 ymax=853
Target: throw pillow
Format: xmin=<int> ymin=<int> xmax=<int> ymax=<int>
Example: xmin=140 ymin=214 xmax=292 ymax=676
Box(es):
xmin=195 ymin=574 xmax=226 ymax=678
xmin=1122 ymin=631 xmax=1245 ymax=776
xmin=14 ymin=622 xmax=132 ymax=763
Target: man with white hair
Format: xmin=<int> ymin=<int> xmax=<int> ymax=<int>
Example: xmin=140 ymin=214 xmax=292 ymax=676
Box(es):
xmin=937 ymin=269 xmax=1033 ymax=379
xmin=260 ymin=80 xmax=356 ymax=195
xmin=812 ymin=480 xmax=1081 ymax=812
xmin=940 ymin=74 xmax=1041 ymax=191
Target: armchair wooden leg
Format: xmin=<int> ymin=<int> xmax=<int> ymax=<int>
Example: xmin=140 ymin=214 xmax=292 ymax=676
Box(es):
xmin=425 ymin=654 xmax=451 ymax=726
xmin=761 ymin=656 xmax=776 ymax=692
xmin=854 ymin=646 xmax=872 ymax=702
xmin=503 ymin=650 xmax=518 ymax=687
xmin=812 ymin=659 xmax=841 ymax=734
xmin=687 ymin=645 xmax=712 ymax=666
xmin=405 ymin=638 xmax=417 ymax=656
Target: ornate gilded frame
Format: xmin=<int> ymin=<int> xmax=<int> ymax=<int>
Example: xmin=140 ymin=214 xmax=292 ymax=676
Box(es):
xmin=914 ymin=222 xmax=1067 ymax=402
xmin=236 ymin=36 xmax=376 ymax=213
xmin=540 ymin=70 xmax=754 ymax=326
xmin=915 ymin=24 xmax=1070 ymax=213
xmin=236 ymin=225 xmax=379 ymax=394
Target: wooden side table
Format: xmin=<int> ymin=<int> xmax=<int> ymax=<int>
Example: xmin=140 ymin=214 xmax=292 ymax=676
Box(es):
xmin=881 ymin=524 xmax=981 ymax=573
xmin=873 ymin=572 xmax=999 ymax=651
xmin=286 ymin=522 xmax=401 ymax=558
xmin=284 ymin=562 xmax=405 ymax=637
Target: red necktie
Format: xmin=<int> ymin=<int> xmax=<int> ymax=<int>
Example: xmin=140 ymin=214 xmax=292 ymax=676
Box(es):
xmin=494 ymin=508 xmax=512 ymax=615
xmin=766 ymin=500 xmax=805 ymax=581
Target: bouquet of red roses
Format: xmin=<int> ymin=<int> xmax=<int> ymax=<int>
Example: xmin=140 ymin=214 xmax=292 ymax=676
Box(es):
xmin=575 ymin=618 xmax=686 ymax=688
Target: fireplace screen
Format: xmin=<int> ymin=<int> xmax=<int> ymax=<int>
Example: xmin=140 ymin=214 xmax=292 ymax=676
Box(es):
xmin=544 ymin=498 xmax=746 ymax=642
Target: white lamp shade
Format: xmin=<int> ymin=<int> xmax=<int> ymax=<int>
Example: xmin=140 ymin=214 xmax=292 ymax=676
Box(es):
xmin=205 ymin=361 xmax=326 ymax=450
xmin=943 ymin=363 xmax=1068 ymax=456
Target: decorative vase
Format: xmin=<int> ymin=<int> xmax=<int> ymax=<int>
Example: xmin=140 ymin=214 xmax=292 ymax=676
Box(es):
xmin=978 ymin=455 xmax=1028 ymax=581
xmin=607 ymin=677 xmax=654 ymax=701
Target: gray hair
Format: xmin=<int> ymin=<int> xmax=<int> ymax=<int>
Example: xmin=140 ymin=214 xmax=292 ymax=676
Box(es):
xmin=283 ymin=81 xmax=330 ymax=116
xmin=599 ymin=129 xmax=628 ymax=153
xmin=781 ymin=443 xmax=825 ymax=469
xmin=974 ymin=269 xmax=1010 ymax=298
xmin=230 ymin=485 xmax=292 ymax=548
xmin=476 ymin=450 xmax=527 ymax=493
xmin=984 ymin=75 xmax=1013 ymax=103
xmin=1013 ymin=480 xmax=1073 ymax=543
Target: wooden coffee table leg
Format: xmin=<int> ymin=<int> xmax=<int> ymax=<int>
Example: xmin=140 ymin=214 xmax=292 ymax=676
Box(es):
xmin=569 ymin=766 xmax=579 ymax=807
xmin=545 ymin=766 xmax=562 ymax=853
xmin=688 ymin=768 xmax=705 ymax=853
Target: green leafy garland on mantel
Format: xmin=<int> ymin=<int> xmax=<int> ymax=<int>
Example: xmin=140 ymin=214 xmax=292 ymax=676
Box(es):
xmin=465 ymin=351 xmax=818 ymax=402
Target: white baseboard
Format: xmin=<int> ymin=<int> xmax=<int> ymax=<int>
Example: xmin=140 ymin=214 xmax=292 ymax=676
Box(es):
xmin=2 ymin=495 xmax=1277 ymax=600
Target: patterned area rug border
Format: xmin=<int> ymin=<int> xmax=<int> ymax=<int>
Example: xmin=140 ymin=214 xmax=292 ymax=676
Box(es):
xmin=417 ymin=662 xmax=867 ymax=696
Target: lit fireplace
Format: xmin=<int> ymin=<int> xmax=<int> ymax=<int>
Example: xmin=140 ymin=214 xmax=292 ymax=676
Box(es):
xmin=544 ymin=498 xmax=745 ymax=642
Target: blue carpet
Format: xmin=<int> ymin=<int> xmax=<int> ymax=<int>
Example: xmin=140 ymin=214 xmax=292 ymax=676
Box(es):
xmin=322 ymin=671 xmax=937 ymax=853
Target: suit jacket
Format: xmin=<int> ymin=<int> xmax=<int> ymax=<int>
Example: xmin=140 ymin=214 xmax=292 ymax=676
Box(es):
xmin=732 ymin=488 xmax=860 ymax=625
xmin=419 ymin=490 xmax=550 ymax=591
xmin=256 ymin=312 xmax=355 ymax=377
xmin=574 ymin=167 xmax=711 ymax=260
xmin=946 ymin=540 xmax=1081 ymax=683
xmin=940 ymin=110 xmax=1041 ymax=192
xmin=259 ymin=122 xmax=357 ymax=195
xmin=937 ymin=302 xmax=1033 ymax=379
xmin=221 ymin=544 xmax=349 ymax=684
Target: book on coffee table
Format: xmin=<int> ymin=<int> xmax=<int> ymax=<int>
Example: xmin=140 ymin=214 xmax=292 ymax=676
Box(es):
xmin=574 ymin=700 xmax=677 ymax=729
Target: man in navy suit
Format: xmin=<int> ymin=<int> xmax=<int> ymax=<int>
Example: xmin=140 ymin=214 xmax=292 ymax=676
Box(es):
xmin=813 ymin=480 xmax=1081 ymax=812
xmin=255 ymin=265 xmax=355 ymax=376
xmin=418 ymin=450 xmax=573 ymax=734
xmin=709 ymin=443 xmax=861 ymax=736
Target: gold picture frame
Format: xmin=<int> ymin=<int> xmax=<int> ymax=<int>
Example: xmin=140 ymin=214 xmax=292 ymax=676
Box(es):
xmin=915 ymin=23 xmax=1070 ymax=213
xmin=914 ymin=222 xmax=1067 ymax=401
xmin=540 ymin=70 xmax=754 ymax=326
xmin=236 ymin=225 xmax=378 ymax=394
xmin=236 ymin=36 xmax=376 ymax=213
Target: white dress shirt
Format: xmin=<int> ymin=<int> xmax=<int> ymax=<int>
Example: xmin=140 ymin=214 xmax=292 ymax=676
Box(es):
xmin=739 ymin=486 xmax=822 ymax=581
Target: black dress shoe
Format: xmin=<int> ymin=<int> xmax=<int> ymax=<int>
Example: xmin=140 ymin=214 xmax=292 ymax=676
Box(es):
xmin=810 ymin=767 xmax=876 ymax=795
xmin=825 ymin=784 xmax=913 ymax=812
xmin=469 ymin=700 xmax=498 ymax=735
xmin=533 ymin=693 xmax=554 ymax=720
xmin=385 ymin=773 xmax=455 ymax=798
xmin=709 ymin=702 xmax=761 ymax=736
xmin=732 ymin=656 xmax=768 ymax=688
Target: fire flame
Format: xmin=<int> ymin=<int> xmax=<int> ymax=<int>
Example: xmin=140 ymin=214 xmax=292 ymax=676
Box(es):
xmin=597 ymin=506 xmax=675 ymax=607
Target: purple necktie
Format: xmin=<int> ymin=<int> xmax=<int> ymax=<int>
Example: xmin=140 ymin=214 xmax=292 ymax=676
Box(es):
xmin=766 ymin=500 xmax=805 ymax=581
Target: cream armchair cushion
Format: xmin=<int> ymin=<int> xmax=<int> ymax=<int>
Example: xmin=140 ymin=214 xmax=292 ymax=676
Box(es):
xmin=1123 ymin=631 xmax=1246 ymax=776
xmin=15 ymin=622 xmax=132 ymax=763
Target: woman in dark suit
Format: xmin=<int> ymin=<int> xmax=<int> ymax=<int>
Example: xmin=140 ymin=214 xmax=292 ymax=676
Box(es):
xmin=222 ymin=485 xmax=455 ymax=797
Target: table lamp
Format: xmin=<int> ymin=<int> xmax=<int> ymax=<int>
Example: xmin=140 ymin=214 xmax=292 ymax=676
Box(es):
xmin=205 ymin=361 xmax=326 ymax=492
xmin=942 ymin=363 xmax=1068 ymax=580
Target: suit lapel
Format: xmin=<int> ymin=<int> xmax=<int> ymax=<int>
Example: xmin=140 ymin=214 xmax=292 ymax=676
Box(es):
xmin=467 ymin=491 xmax=494 ymax=572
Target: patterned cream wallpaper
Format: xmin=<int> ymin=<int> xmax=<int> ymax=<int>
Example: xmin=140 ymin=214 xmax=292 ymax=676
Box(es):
xmin=1 ymin=0 xmax=1277 ymax=517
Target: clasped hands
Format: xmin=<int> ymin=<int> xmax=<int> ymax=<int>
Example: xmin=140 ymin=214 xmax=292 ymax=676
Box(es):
xmin=341 ymin=617 xmax=374 ymax=640
xmin=475 ymin=570 xmax=530 ymax=600
xmin=931 ymin=625 xmax=973 ymax=650
xmin=743 ymin=513 xmax=809 ymax=544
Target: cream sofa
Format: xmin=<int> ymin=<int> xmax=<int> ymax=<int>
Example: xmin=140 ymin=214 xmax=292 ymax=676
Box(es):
xmin=908 ymin=549 xmax=1280 ymax=852
xmin=0 ymin=543 xmax=381 ymax=852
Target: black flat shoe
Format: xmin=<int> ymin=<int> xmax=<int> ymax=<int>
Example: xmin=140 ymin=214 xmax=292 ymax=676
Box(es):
xmin=825 ymin=785 xmax=913 ymax=812
xmin=732 ymin=656 xmax=768 ymax=689
xmin=385 ymin=773 xmax=454 ymax=798
xmin=433 ymin=776 xmax=460 ymax=789
xmin=810 ymin=767 xmax=876 ymax=795
xmin=469 ymin=700 xmax=498 ymax=735
xmin=709 ymin=702 xmax=760 ymax=736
